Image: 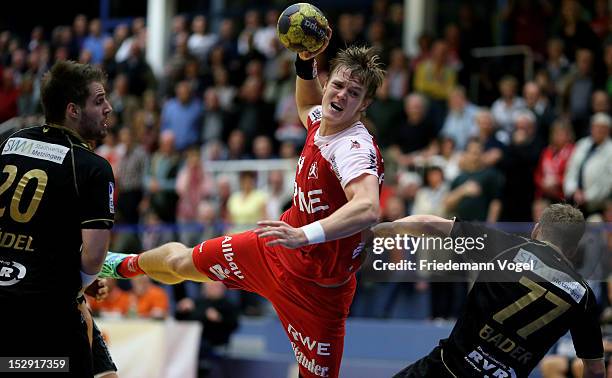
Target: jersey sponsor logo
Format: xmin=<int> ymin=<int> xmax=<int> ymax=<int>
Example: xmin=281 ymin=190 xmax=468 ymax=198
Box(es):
xmin=293 ymin=183 xmax=329 ymax=214
xmin=197 ymin=241 xmax=206 ymax=254
xmin=209 ymin=264 xmax=229 ymax=280
xmin=297 ymin=156 xmax=305 ymax=175
xmin=367 ymin=149 xmax=377 ymax=170
xmin=290 ymin=342 xmax=330 ymax=377
xmin=350 ymin=140 xmax=360 ymax=150
xmin=126 ymin=257 xmax=139 ymax=273
xmin=464 ymin=346 xmax=517 ymax=378
xmin=0 ymin=260 xmax=26 ymax=286
xmin=310 ymin=107 xmax=322 ymax=122
xmin=352 ymin=242 xmax=365 ymax=260
xmin=513 ymin=249 xmax=585 ymax=303
xmin=2 ymin=137 xmax=69 ymax=164
xmin=108 ymin=182 xmax=115 ymax=214
xmin=330 ymin=155 xmax=341 ymax=181
xmin=221 ymin=236 xmax=244 ymax=279
xmin=308 ymin=162 xmax=318 ymax=179
xmin=287 ymin=323 xmax=332 ymax=356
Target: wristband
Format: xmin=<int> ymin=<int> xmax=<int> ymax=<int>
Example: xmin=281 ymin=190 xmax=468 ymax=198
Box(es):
xmin=80 ymin=270 xmax=98 ymax=288
xmin=295 ymin=56 xmax=317 ymax=80
xmin=301 ymin=221 xmax=326 ymax=244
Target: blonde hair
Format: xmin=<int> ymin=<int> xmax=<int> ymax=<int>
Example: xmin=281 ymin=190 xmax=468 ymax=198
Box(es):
xmin=329 ymin=46 xmax=386 ymax=99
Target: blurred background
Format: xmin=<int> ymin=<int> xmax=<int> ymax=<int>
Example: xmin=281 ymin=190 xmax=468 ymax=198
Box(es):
xmin=1 ymin=0 xmax=611 ymax=377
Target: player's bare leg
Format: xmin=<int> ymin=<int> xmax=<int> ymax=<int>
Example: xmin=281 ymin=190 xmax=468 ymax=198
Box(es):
xmin=138 ymin=242 xmax=210 ymax=283
xmin=101 ymin=243 xmax=211 ymax=284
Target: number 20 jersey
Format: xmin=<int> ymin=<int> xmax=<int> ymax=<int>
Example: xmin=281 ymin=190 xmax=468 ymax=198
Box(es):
xmin=276 ymin=106 xmax=384 ymax=286
xmin=0 ymin=125 xmax=114 ymax=303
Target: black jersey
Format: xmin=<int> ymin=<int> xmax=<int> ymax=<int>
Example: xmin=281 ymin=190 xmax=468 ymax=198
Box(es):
xmin=0 ymin=124 xmax=114 ymax=305
xmin=441 ymin=221 xmax=603 ymax=378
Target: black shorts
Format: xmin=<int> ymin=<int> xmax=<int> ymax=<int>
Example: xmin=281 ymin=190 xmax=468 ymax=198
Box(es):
xmin=0 ymin=300 xmax=93 ymax=377
xmin=393 ymin=346 xmax=456 ymax=378
xmin=77 ymin=303 xmax=117 ymax=377
xmin=91 ymin=320 xmax=117 ymax=377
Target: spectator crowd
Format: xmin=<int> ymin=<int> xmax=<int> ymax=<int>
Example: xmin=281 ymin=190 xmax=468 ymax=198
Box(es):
xmin=0 ymin=0 xmax=610 ymax=328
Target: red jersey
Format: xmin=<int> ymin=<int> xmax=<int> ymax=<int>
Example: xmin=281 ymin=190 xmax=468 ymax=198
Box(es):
xmin=276 ymin=106 xmax=384 ymax=286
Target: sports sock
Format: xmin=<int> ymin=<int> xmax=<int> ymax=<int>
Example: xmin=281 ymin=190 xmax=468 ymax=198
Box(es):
xmin=117 ymin=254 xmax=145 ymax=278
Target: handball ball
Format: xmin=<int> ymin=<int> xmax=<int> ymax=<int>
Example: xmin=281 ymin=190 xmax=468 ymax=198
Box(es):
xmin=277 ymin=3 xmax=329 ymax=53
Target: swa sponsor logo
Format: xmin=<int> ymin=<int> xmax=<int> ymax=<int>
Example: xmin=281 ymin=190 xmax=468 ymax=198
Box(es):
xmin=2 ymin=137 xmax=69 ymax=164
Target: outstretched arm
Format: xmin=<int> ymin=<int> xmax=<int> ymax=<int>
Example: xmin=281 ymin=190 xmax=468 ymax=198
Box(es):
xmin=371 ymin=214 xmax=455 ymax=239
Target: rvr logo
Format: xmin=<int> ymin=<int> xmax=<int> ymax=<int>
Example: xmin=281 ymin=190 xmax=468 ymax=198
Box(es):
xmin=0 ymin=260 xmax=26 ymax=286
xmin=467 ymin=350 xmax=516 ymax=378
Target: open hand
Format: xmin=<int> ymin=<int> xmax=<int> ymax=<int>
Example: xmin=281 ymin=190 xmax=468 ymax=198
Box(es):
xmin=298 ymin=26 xmax=332 ymax=60
xmin=370 ymin=222 xmax=413 ymax=240
xmin=254 ymin=220 xmax=308 ymax=248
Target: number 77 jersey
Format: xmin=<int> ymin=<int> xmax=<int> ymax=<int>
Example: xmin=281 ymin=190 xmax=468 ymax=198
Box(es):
xmin=0 ymin=124 xmax=114 ymax=301
xmin=275 ymin=106 xmax=384 ymax=287
xmin=441 ymin=221 xmax=603 ymax=378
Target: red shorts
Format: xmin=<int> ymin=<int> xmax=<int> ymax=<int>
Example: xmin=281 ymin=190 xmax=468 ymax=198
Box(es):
xmin=192 ymin=230 xmax=356 ymax=378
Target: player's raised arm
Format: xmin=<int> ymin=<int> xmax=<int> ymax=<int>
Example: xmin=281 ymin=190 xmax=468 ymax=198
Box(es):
xmin=276 ymin=4 xmax=332 ymax=127
xmin=295 ymin=26 xmax=332 ymax=127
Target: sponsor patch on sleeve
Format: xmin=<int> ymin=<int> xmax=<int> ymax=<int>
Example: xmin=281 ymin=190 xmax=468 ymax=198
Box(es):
xmin=108 ymin=182 xmax=115 ymax=214
xmin=309 ymin=106 xmax=322 ymax=123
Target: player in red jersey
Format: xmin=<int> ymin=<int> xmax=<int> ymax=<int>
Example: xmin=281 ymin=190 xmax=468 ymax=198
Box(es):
xmin=103 ymin=29 xmax=385 ymax=378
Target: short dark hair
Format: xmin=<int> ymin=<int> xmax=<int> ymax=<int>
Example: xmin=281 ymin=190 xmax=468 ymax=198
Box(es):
xmin=329 ymin=46 xmax=386 ymax=100
xmin=41 ymin=60 xmax=106 ymax=124
xmin=539 ymin=204 xmax=585 ymax=254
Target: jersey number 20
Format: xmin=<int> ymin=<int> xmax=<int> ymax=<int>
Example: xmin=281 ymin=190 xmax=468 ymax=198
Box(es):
xmin=0 ymin=165 xmax=48 ymax=223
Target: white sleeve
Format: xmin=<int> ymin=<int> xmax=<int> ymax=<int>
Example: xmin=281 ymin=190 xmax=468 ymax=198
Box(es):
xmin=330 ymin=137 xmax=379 ymax=188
